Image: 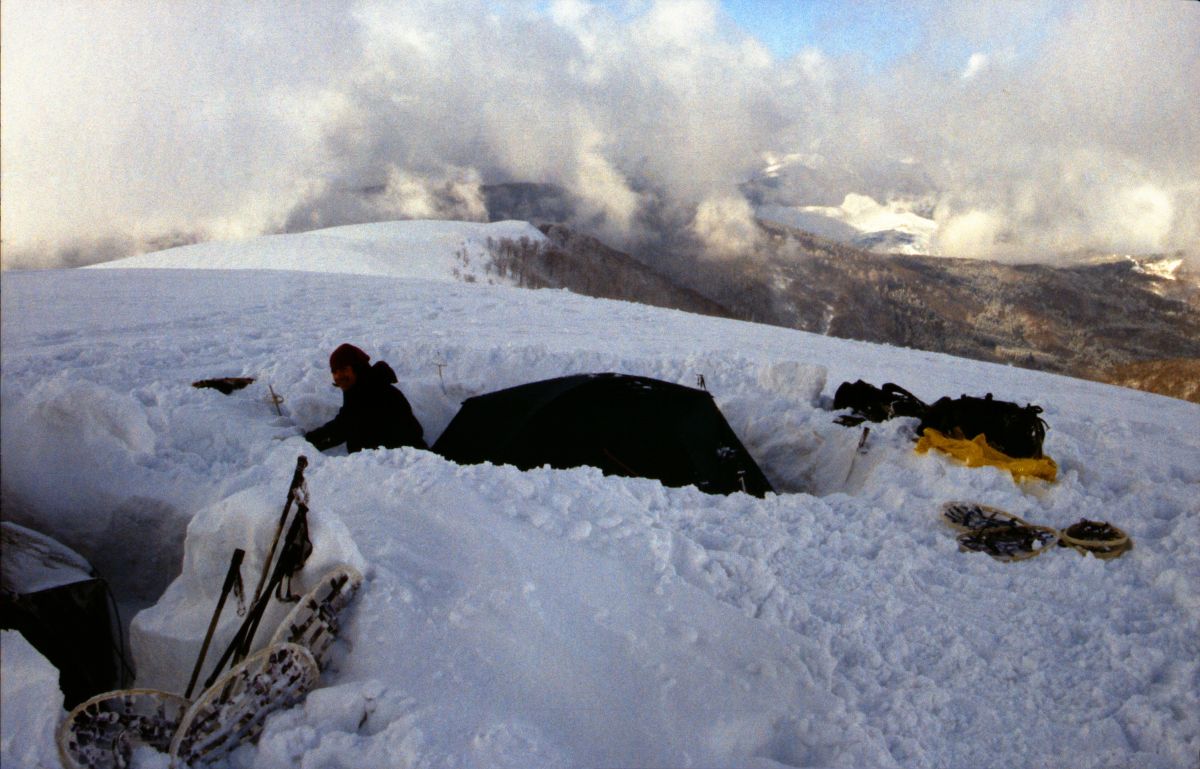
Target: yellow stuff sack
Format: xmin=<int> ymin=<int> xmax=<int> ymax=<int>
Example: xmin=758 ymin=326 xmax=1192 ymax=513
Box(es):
xmin=915 ymin=428 xmax=1058 ymax=482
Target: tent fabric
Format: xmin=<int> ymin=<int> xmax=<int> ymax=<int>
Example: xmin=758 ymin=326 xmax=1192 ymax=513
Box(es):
xmin=915 ymin=428 xmax=1058 ymax=482
xmin=433 ymin=373 xmax=774 ymax=497
xmin=0 ymin=522 xmax=127 ymax=708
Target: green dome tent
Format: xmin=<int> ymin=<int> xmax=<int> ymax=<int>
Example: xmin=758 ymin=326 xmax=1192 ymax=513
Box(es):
xmin=433 ymin=373 xmax=773 ymax=497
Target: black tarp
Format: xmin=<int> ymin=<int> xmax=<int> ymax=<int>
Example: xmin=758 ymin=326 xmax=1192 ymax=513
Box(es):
xmin=1 ymin=521 xmax=128 ymax=707
xmin=433 ymin=373 xmax=773 ymax=497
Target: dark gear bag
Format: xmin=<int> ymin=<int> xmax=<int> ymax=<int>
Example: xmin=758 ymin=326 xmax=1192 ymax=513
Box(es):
xmin=833 ymin=380 xmax=929 ymax=426
xmin=918 ymin=393 xmax=1048 ymax=459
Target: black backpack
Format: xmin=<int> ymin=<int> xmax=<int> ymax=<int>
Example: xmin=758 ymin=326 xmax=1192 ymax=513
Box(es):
xmin=919 ymin=393 xmax=1048 ymax=459
xmin=833 ymin=380 xmax=928 ymax=426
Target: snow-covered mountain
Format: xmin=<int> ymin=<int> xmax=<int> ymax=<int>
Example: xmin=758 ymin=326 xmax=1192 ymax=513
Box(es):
xmin=746 ymin=151 xmax=940 ymax=257
xmin=757 ymin=194 xmax=938 ymax=256
xmin=2 ymin=220 xmax=1198 ymax=768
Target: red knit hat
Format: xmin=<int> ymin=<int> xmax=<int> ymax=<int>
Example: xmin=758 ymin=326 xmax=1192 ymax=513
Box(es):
xmin=329 ymin=343 xmax=370 ymax=371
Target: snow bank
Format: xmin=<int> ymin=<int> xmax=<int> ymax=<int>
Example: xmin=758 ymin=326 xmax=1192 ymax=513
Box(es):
xmin=2 ymin=221 xmax=1198 ymax=767
xmin=1 ymin=631 xmax=64 ymax=769
xmin=131 ymin=479 xmax=366 ymax=694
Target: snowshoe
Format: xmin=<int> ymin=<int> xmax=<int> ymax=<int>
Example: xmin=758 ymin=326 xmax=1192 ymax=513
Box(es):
xmin=168 ymin=642 xmax=318 ymax=768
xmin=941 ymin=501 xmax=1027 ymax=532
xmin=1059 ymin=519 xmax=1132 ymax=559
xmin=269 ymin=564 xmax=363 ymax=671
xmin=57 ymin=689 xmax=189 ymax=769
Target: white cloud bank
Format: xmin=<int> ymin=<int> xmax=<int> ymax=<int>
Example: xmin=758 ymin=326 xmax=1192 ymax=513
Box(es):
xmin=1 ymin=0 xmax=1197 ymax=268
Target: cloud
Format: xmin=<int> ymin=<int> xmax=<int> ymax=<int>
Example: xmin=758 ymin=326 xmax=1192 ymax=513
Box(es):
xmin=690 ymin=194 xmax=764 ymax=257
xmin=960 ymin=52 xmax=988 ymax=80
xmin=935 ymin=208 xmax=1006 ymax=258
xmin=1 ymin=0 xmax=361 ymax=267
xmin=1 ymin=0 xmax=1197 ymax=269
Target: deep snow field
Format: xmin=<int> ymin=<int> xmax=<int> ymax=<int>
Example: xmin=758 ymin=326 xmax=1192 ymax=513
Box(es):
xmin=2 ymin=221 xmax=1198 ymax=769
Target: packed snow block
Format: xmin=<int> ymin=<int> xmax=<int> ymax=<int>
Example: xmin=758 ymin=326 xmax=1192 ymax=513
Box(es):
xmin=0 ymin=522 xmax=126 ymax=708
xmin=130 ymin=484 xmax=366 ymax=695
xmin=756 ymin=361 xmax=827 ymax=406
xmin=1 ymin=631 xmax=65 ymax=769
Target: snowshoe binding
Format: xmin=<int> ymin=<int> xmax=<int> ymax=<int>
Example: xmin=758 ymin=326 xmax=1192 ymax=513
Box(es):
xmin=955 ymin=523 xmax=1059 ymax=561
xmin=269 ymin=564 xmax=363 ymax=671
xmin=941 ymin=501 xmax=1027 ymax=532
xmin=1059 ymin=519 xmax=1132 ymax=559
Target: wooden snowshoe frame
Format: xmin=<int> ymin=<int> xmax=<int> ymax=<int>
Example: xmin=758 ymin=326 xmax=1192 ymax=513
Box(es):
xmin=168 ymin=642 xmax=319 ymax=768
xmin=57 ymin=689 xmax=189 ymax=769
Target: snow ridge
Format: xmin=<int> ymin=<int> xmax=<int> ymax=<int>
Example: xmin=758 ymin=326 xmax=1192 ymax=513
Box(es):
xmin=92 ymin=219 xmax=548 ymax=283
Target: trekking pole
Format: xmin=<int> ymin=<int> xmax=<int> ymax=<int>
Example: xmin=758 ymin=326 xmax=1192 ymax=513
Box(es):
xmin=236 ymin=503 xmax=309 ymax=662
xmin=184 ymin=548 xmax=245 ymax=699
xmin=250 ymin=455 xmax=308 ymax=606
xmin=202 ymin=505 xmax=309 ymax=689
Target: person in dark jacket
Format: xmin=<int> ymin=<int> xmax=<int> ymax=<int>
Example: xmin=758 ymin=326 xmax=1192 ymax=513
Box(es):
xmin=305 ymin=343 xmax=427 ymax=453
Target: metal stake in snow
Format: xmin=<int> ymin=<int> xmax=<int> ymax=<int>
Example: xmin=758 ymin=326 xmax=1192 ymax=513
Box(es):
xmin=267 ymin=384 xmax=285 ymax=416
xmin=841 ymin=426 xmax=871 ymax=486
xmin=435 ymin=359 xmax=448 ymax=395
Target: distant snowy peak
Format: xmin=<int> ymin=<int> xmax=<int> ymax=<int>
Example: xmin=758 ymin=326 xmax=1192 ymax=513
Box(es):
xmin=1070 ymin=251 xmax=1188 ymax=281
xmin=91 ymin=220 xmax=549 ymax=282
xmin=759 ymin=151 xmax=826 ymax=179
xmin=758 ymin=193 xmax=938 ymax=256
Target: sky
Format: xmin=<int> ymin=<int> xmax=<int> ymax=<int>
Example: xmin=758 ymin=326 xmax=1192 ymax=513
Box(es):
xmin=723 ymin=0 xmax=924 ymax=64
xmin=2 ymin=0 xmax=1198 ymax=269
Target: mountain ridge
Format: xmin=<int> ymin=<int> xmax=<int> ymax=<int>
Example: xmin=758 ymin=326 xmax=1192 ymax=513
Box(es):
xmin=473 ymin=198 xmax=1199 ymax=403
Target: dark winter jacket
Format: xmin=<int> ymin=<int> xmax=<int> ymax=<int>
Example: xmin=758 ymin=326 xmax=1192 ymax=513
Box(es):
xmin=305 ymin=361 xmax=427 ymax=453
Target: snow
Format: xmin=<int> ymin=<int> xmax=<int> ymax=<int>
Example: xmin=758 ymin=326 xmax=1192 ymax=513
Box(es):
xmin=2 ymin=220 xmax=1198 ymax=768
xmin=1 ymin=631 xmax=64 ymax=769
xmin=91 ymin=219 xmax=547 ymax=282
xmin=130 ymin=483 xmax=367 ymax=694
